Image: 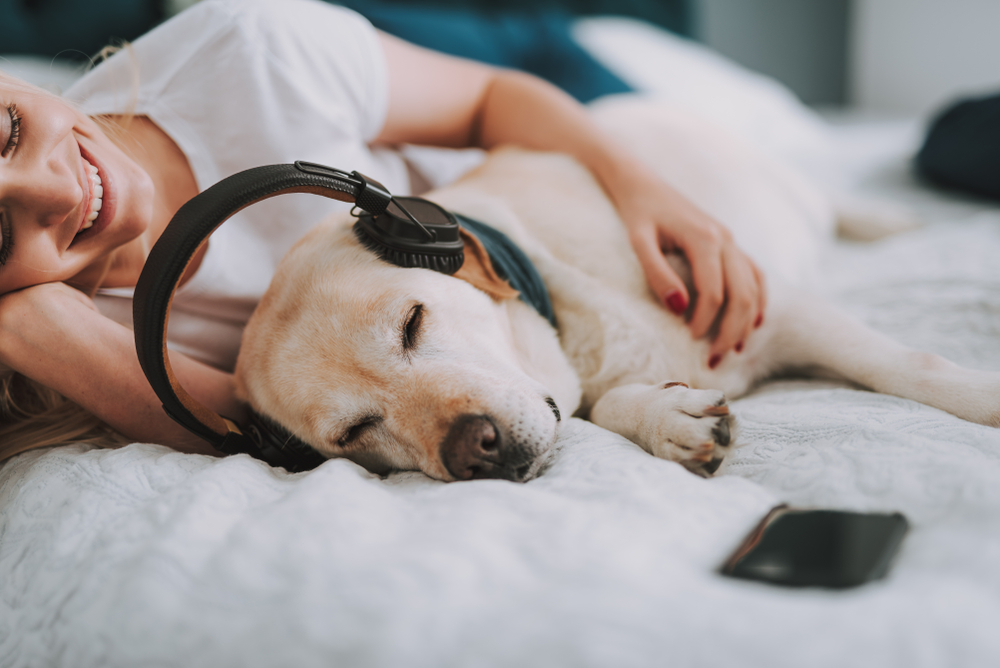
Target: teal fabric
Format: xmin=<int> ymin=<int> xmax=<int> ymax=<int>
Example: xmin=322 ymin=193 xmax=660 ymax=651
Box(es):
xmin=338 ymin=0 xmax=693 ymax=37
xmin=336 ymin=2 xmax=633 ymax=103
xmin=0 ymin=0 xmax=161 ymax=59
xmin=333 ymin=0 xmax=693 ymax=103
xmin=456 ymin=215 xmax=557 ymax=328
xmin=0 ymin=0 xmax=691 ymax=59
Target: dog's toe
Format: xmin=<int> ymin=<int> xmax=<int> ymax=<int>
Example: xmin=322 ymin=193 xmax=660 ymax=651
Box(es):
xmin=711 ymin=416 xmax=731 ymax=447
xmin=683 ymin=455 xmax=726 ymax=478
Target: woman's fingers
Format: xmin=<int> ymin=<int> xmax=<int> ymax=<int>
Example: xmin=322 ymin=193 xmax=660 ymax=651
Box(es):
xmin=753 ymin=261 xmax=767 ymax=329
xmin=707 ymin=246 xmax=763 ymax=365
xmin=684 ymin=233 xmax=726 ymax=340
xmin=628 ymin=224 xmax=691 ymax=316
xmin=616 ymin=181 xmax=768 ymax=364
xmin=668 ymin=223 xmax=765 ymax=365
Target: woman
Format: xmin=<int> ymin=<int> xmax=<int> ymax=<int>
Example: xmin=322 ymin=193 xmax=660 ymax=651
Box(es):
xmin=0 ymin=0 xmax=764 ymax=459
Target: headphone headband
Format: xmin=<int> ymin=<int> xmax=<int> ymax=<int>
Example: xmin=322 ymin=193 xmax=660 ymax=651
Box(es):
xmin=132 ymin=162 xmax=454 ymax=471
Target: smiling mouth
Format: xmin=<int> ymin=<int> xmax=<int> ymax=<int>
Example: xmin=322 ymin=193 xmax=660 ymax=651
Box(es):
xmin=80 ymin=157 xmax=104 ymax=231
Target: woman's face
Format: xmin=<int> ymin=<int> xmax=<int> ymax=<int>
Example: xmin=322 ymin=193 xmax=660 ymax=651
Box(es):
xmin=0 ymin=77 xmax=154 ymax=295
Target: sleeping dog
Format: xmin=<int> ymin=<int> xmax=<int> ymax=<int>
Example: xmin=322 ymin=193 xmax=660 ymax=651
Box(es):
xmin=234 ymin=98 xmax=1000 ymax=481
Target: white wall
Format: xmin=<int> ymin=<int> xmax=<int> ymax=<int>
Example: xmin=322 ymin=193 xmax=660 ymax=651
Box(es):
xmin=697 ymin=0 xmax=849 ymax=106
xmin=850 ymin=0 xmax=1000 ymax=117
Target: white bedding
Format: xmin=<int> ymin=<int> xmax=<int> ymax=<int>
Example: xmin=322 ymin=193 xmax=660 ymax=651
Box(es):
xmin=4 ymin=19 xmax=1000 ymax=668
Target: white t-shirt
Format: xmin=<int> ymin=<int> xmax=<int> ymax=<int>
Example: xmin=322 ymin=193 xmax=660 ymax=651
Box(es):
xmin=67 ymin=0 xmax=413 ymax=371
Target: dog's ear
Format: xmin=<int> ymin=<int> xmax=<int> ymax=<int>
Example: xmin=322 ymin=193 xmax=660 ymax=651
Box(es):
xmin=453 ymin=228 xmax=520 ymax=302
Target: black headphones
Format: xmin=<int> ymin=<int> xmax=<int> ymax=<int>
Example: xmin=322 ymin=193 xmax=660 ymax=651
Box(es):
xmin=132 ymin=161 xmax=465 ymax=471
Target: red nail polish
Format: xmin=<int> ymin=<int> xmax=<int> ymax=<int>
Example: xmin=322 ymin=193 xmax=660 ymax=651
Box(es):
xmin=754 ymin=314 xmax=764 ymax=328
xmin=709 ymin=354 xmax=722 ymax=369
xmin=665 ymin=290 xmax=687 ymax=315
xmin=735 ymin=341 xmax=744 ymax=353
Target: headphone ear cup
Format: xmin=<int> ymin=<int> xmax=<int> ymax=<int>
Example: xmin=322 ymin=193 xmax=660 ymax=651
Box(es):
xmin=353 ymin=197 xmax=465 ymax=274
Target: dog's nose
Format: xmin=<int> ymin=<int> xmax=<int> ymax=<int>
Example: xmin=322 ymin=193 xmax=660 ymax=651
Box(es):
xmin=440 ymin=414 xmax=533 ymax=482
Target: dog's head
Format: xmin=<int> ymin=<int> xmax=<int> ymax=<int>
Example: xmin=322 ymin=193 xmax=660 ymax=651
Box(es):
xmin=235 ymin=220 xmax=562 ymax=482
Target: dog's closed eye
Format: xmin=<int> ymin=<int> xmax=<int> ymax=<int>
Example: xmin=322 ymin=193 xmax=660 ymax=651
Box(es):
xmin=403 ymin=303 xmax=423 ymax=352
xmin=338 ymin=416 xmax=382 ymax=448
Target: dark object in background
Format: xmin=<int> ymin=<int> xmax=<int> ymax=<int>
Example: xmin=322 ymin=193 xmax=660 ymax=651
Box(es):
xmin=0 ymin=0 xmax=162 ymax=59
xmin=720 ymin=506 xmax=909 ymax=589
xmin=917 ymin=92 xmax=1000 ymax=202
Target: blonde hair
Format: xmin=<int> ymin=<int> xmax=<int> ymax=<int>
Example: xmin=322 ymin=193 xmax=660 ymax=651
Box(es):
xmin=0 ymin=367 xmax=130 ymax=464
xmin=0 ymin=49 xmax=140 ymax=466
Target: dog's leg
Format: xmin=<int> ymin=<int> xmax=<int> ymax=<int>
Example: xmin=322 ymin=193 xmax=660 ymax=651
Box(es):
xmin=760 ymin=284 xmax=1000 ymax=427
xmin=590 ymin=382 xmax=735 ymax=476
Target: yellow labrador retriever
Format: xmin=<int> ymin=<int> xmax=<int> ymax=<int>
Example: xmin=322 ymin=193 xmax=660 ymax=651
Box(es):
xmin=234 ymin=98 xmax=1000 ymax=481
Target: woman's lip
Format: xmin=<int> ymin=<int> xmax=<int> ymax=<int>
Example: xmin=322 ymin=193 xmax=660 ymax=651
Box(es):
xmin=71 ymin=143 xmax=116 ymax=245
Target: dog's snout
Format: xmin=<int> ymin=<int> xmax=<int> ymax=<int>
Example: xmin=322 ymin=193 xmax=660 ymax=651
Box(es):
xmin=440 ymin=414 xmax=533 ymax=482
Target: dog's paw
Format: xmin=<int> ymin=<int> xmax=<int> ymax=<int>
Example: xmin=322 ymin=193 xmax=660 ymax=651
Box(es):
xmin=590 ymin=382 xmax=736 ymax=477
xmin=643 ymin=383 xmax=734 ymax=477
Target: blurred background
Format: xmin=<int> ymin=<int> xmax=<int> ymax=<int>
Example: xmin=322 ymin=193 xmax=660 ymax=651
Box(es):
xmin=2 ymin=0 xmax=999 ymax=119
xmin=700 ymin=0 xmax=1000 ymax=117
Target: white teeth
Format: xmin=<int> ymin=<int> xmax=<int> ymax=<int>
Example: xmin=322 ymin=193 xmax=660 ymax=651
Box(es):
xmin=80 ymin=158 xmax=104 ymax=232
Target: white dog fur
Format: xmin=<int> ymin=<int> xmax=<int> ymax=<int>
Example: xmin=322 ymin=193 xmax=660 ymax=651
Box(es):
xmin=234 ymin=98 xmax=1000 ymax=481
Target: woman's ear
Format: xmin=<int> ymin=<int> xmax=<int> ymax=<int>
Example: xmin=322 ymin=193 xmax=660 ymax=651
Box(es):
xmin=453 ymin=228 xmax=519 ymax=302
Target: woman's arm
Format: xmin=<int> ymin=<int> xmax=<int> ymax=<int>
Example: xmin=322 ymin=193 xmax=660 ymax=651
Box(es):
xmin=0 ymin=282 xmax=244 ymax=454
xmin=376 ymin=33 xmax=765 ymax=364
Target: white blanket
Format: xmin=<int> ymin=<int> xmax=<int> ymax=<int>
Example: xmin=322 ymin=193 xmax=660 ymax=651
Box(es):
xmin=3 ymin=117 xmax=1000 ymax=668
xmin=4 ymin=21 xmax=1000 ymax=668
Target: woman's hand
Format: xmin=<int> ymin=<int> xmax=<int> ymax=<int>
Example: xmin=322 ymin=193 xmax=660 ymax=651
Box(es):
xmin=612 ymin=172 xmax=767 ymax=367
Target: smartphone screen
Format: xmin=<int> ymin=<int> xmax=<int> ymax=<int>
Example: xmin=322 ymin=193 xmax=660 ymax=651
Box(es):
xmin=720 ymin=505 xmax=909 ymax=588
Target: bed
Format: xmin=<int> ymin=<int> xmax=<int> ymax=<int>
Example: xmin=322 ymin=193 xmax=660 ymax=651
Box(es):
xmin=3 ymin=11 xmax=1000 ymax=668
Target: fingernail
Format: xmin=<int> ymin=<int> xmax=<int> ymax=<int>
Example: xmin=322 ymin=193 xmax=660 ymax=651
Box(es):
xmin=735 ymin=341 xmax=744 ymax=353
xmin=754 ymin=314 xmax=764 ymax=328
xmin=709 ymin=354 xmax=722 ymax=369
xmin=665 ymin=290 xmax=687 ymax=315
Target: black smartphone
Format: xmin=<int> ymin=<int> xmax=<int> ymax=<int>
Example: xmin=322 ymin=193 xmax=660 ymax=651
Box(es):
xmin=720 ymin=505 xmax=909 ymax=588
